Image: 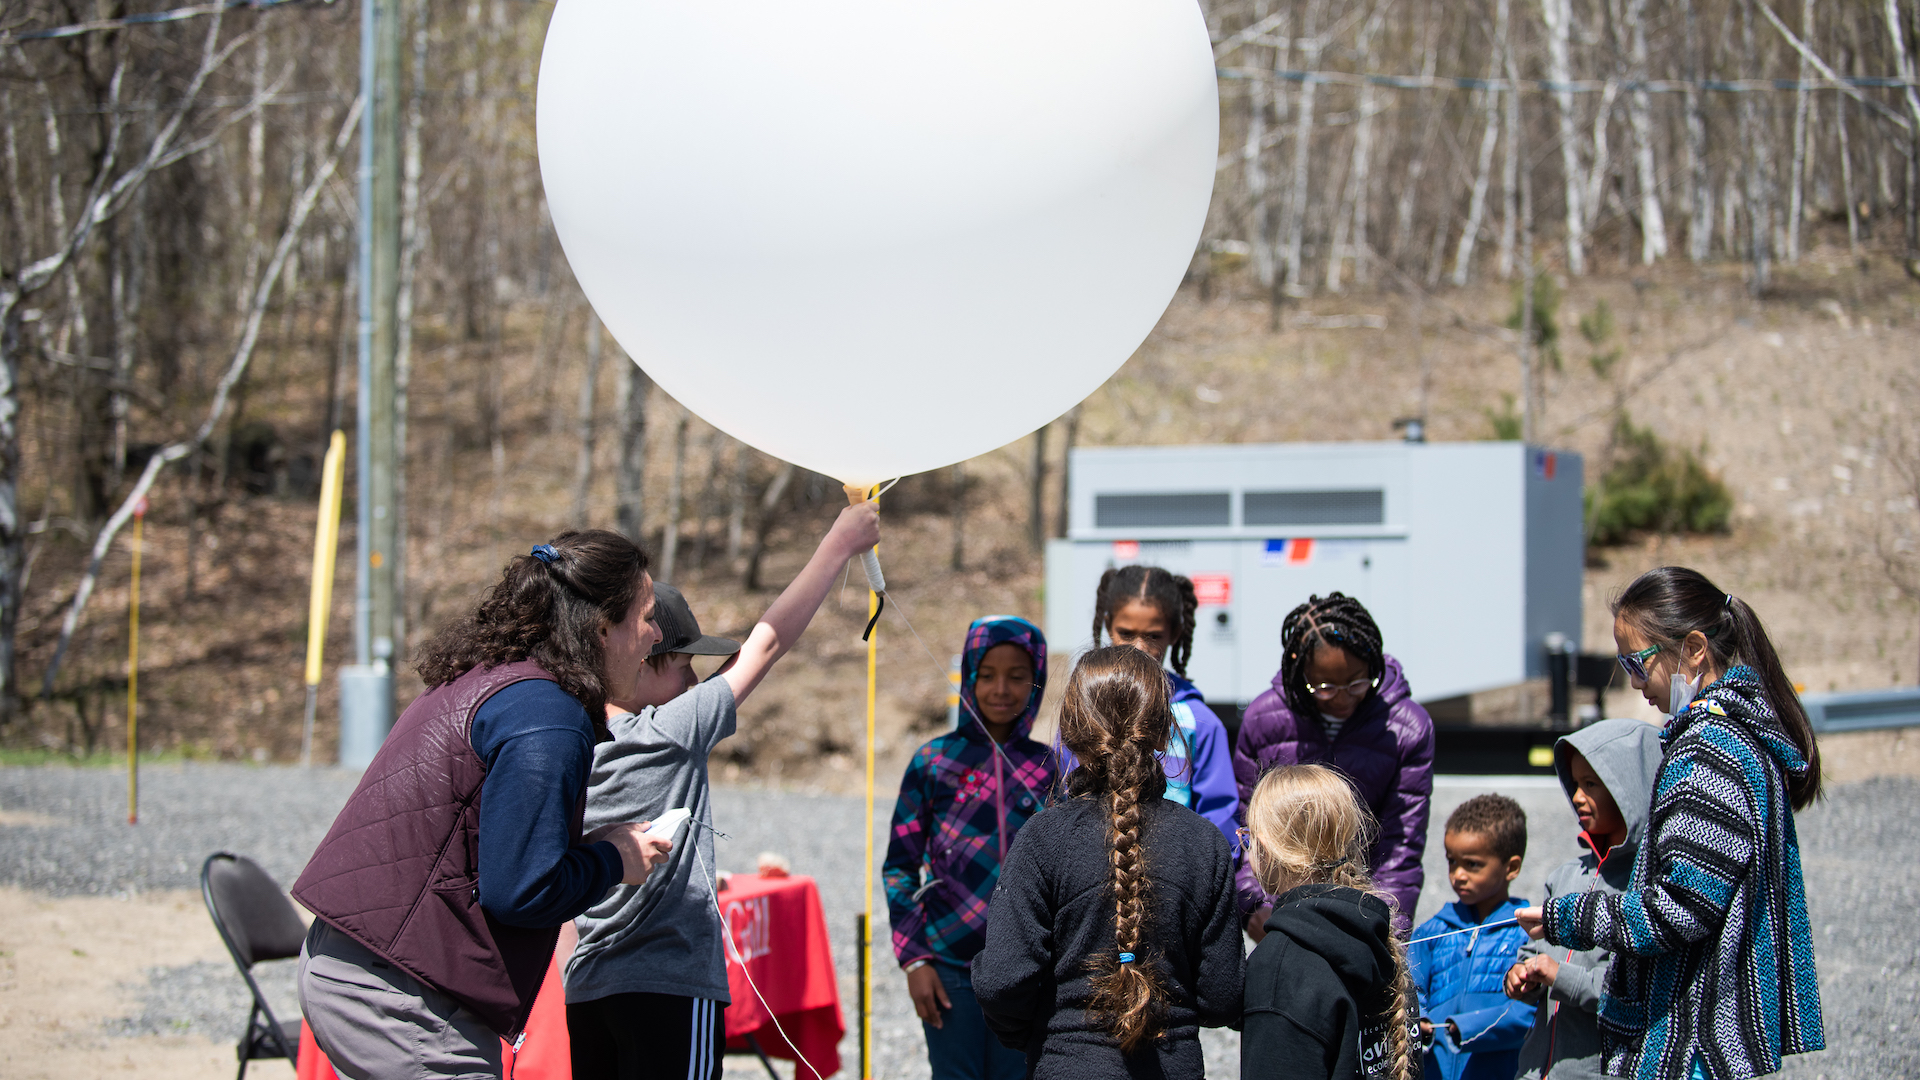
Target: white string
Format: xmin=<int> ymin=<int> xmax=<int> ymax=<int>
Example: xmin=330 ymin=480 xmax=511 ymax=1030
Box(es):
xmin=1406 ymin=916 xmax=1521 ymax=945
xmin=689 ymin=819 xmax=827 ymax=1080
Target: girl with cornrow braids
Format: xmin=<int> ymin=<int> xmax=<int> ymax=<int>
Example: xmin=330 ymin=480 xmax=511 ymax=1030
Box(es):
xmin=1232 ymin=592 xmax=1434 ymax=938
xmin=1241 ymin=765 xmax=1419 ymax=1080
xmin=975 ymin=647 xmax=1244 ymax=1080
xmin=1063 ymin=565 xmax=1240 ymax=850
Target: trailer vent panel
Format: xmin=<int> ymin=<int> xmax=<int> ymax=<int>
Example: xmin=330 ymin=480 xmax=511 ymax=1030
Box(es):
xmin=1094 ymin=492 xmax=1232 ymax=528
xmin=1243 ymin=489 xmax=1385 ymax=526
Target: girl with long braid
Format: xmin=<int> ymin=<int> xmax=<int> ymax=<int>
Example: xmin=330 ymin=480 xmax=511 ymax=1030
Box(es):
xmin=974 ymin=646 xmax=1244 ymax=1080
xmin=1232 ymin=592 xmax=1434 ymax=938
xmin=1241 ymin=764 xmax=1419 ymax=1080
xmin=1065 ymin=565 xmax=1240 ymax=849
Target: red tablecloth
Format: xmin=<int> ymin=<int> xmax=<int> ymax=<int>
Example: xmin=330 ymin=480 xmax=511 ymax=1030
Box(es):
xmin=295 ymin=874 xmax=843 ymax=1079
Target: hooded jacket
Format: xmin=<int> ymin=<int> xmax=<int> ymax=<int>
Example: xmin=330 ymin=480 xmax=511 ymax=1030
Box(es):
xmin=973 ymin=792 xmax=1245 ymax=1080
xmin=1243 ymin=884 xmax=1407 ymax=1080
xmin=1542 ymin=667 xmax=1824 ymax=1080
xmin=1055 ymin=670 xmax=1241 ymax=850
xmin=884 ymin=616 xmax=1057 ymax=969
xmin=1514 ymin=718 xmax=1665 ymax=1080
xmin=1408 ymin=896 xmax=1534 ymax=1080
xmin=1233 ymin=655 xmax=1435 ymax=922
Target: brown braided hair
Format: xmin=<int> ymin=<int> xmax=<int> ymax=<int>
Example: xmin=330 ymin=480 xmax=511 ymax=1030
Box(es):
xmin=1092 ymin=565 xmax=1199 ymax=677
xmin=1245 ymin=765 xmax=1417 ymax=1080
xmin=416 ymin=529 xmax=650 ymax=732
xmin=1057 ymin=645 xmax=1175 ymax=1054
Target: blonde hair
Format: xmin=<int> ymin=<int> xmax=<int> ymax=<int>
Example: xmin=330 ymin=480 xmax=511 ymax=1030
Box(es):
xmin=1245 ymin=765 xmax=1417 ymax=1080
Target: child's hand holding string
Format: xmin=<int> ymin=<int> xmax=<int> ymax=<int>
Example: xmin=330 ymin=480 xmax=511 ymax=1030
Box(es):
xmin=1503 ymin=954 xmax=1557 ymax=1001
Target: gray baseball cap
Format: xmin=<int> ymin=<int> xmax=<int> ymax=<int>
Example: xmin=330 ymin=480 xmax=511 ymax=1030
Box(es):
xmin=647 ymin=583 xmax=742 ymax=658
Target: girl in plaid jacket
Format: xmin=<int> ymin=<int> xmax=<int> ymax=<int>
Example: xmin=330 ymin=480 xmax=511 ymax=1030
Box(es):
xmin=884 ymin=616 xmax=1057 ymax=1080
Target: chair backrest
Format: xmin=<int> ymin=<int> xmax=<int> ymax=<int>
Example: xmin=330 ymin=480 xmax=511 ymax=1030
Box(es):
xmin=201 ymin=852 xmax=309 ymax=969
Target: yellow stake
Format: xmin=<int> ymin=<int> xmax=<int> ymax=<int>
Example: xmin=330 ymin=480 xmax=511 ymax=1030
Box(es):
xmin=126 ymin=499 xmax=146 ymax=825
xmin=303 ymin=431 xmax=349 ymax=766
xmin=845 ymin=483 xmax=879 ymax=1080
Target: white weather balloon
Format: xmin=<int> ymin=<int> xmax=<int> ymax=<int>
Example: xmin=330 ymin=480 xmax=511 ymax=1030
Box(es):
xmin=537 ymin=0 xmax=1218 ymax=487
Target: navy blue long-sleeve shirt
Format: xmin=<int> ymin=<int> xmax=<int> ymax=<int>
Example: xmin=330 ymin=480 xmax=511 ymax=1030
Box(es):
xmin=470 ymin=679 xmax=624 ymax=928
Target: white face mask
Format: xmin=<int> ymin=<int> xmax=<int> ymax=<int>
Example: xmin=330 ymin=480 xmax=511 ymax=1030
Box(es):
xmin=1667 ymin=669 xmax=1703 ymax=717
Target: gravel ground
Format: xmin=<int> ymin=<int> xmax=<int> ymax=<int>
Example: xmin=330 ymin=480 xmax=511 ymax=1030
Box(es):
xmin=2 ymin=763 xmax=1913 ymax=1078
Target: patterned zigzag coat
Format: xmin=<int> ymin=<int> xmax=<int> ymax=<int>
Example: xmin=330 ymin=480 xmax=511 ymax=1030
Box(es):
xmin=1542 ymin=667 xmax=1823 ymax=1080
xmin=884 ymin=616 xmax=1057 ymax=970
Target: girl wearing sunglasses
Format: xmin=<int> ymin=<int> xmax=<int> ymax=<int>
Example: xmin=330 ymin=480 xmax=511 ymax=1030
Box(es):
xmin=1516 ymin=566 xmax=1823 ymax=1080
xmin=1231 ymin=592 xmax=1435 ymax=940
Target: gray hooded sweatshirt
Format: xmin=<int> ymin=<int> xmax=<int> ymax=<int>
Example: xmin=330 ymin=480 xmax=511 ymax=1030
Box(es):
xmin=1513 ymin=718 xmax=1664 ymax=1080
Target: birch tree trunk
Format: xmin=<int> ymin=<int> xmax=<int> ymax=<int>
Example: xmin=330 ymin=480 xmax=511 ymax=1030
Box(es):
xmin=1684 ymin=0 xmax=1714 ymax=261
xmin=615 ymin=355 xmax=651 ymax=545
xmin=1282 ymin=0 xmax=1325 ymax=293
xmin=1627 ymin=0 xmax=1670 ymax=263
xmin=1838 ymin=90 xmax=1860 ymax=253
xmin=661 ymin=407 xmax=690 ymax=582
xmin=570 ymin=314 xmax=603 ymax=528
xmin=1499 ymin=12 xmax=1522 ymax=279
xmin=1541 ymin=0 xmax=1588 ymax=274
xmin=1328 ymin=9 xmax=1384 ymax=292
xmin=1787 ymin=0 xmax=1814 ymax=262
xmin=1453 ymin=0 xmax=1510 ymax=286
xmin=1886 ymin=0 xmax=1920 ymax=270
xmin=1740 ymin=0 xmax=1774 ymax=294
xmin=1244 ymin=4 xmax=1276 ymax=291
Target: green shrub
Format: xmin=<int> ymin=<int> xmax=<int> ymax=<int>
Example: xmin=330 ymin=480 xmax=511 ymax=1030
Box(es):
xmin=1585 ymin=413 xmax=1733 ymax=545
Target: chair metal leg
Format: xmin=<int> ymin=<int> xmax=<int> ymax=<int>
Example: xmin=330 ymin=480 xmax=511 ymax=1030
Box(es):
xmin=745 ymin=1034 xmax=782 ymax=1080
xmin=236 ymin=1002 xmax=259 ymax=1080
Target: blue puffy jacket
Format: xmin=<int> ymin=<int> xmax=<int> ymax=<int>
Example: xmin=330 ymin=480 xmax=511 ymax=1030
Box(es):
xmin=1410 ymin=897 xmax=1535 ymax=1080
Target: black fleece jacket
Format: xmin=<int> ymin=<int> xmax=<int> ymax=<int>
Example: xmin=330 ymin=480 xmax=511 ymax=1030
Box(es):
xmin=973 ymin=794 xmax=1244 ymax=1080
xmin=1242 ymin=885 xmax=1402 ymax=1080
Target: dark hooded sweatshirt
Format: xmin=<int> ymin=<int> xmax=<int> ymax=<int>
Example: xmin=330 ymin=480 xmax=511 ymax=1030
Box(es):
xmin=1514 ymin=717 xmax=1664 ymax=1080
xmin=973 ymin=792 xmax=1244 ymax=1080
xmin=1242 ymin=884 xmax=1404 ymax=1080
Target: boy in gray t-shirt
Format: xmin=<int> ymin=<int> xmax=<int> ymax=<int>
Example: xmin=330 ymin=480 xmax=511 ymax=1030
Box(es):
xmin=564 ymin=503 xmax=880 ymax=1080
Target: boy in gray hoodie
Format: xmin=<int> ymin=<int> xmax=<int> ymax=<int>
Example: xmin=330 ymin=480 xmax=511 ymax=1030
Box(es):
xmin=1503 ymin=718 xmax=1663 ymax=1080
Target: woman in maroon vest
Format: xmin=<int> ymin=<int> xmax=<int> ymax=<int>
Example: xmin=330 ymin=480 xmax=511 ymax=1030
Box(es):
xmin=293 ymin=528 xmax=682 ymax=1080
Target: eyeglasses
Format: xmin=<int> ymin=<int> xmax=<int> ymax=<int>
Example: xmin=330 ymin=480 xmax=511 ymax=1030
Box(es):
xmin=1616 ymin=644 xmax=1660 ymax=681
xmin=1304 ymin=676 xmax=1377 ymax=700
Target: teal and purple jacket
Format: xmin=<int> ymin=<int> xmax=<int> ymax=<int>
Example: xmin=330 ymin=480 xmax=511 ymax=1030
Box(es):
xmin=884 ymin=616 xmax=1056 ymax=971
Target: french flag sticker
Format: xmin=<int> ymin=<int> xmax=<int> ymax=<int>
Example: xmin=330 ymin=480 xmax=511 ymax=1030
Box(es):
xmin=1263 ymin=538 xmax=1315 ymax=565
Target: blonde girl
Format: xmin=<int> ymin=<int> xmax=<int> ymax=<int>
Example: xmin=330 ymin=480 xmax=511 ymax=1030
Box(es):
xmin=973 ymin=645 xmax=1244 ymax=1080
xmin=1241 ymin=764 xmax=1417 ymax=1080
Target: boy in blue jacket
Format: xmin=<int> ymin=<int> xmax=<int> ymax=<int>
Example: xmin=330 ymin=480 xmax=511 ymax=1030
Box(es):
xmin=1410 ymin=794 xmax=1534 ymax=1080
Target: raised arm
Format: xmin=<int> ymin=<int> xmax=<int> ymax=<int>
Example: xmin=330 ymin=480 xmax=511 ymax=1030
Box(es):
xmin=716 ymin=500 xmax=880 ymax=704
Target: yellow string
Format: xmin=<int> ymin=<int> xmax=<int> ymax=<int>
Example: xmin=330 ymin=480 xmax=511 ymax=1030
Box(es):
xmin=862 ymin=490 xmax=878 ymax=1080
xmin=126 ymin=509 xmax=143 ymax=825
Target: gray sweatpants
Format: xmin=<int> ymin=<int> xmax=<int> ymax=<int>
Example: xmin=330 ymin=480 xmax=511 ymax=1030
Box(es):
xmin=298 ymin=920 xmax=503 ymax=1080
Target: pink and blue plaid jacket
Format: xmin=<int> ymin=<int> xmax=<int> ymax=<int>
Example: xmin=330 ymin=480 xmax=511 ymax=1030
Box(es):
xmin=884 ymin=616 xmax=1057 ymax=970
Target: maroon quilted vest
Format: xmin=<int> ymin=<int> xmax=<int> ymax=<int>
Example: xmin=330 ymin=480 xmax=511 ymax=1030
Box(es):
xmin=293 ymin=660 xmax=579 ymax=1037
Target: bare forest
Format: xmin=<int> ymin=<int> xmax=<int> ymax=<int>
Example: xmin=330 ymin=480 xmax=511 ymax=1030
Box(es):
xmin=1 ymin=0 xmax=1916 ymax=778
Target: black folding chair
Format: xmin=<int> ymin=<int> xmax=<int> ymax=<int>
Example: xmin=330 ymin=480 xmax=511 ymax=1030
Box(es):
xmin=201 ymin=852 xmax=306 ymax=1080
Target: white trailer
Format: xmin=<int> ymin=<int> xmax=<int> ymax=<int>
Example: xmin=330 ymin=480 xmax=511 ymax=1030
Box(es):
xmin=1043 ymin=441 xmax=1585 ymax=712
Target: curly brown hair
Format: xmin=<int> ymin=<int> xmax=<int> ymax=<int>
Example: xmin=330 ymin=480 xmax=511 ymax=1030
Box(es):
xmin=415 ymin=529 xmax=650 ymax=730
xmin=1058 ymin=645 xmax=1175 ymax=1055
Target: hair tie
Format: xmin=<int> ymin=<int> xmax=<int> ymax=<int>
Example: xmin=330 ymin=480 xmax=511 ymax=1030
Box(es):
xmin=1724 ymin=593 xmax=1736 ymax=609
xmin=1117 ymin=952 xmax=1136 ymax=964
xmin=530 ymin=544 xmax=558 ymax=566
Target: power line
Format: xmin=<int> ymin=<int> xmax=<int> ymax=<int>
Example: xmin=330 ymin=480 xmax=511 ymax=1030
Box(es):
xmin=1218 ymin=67 xmax=1918 ymax=94
xmin=1 ymin=0 xmax=327 ymax=45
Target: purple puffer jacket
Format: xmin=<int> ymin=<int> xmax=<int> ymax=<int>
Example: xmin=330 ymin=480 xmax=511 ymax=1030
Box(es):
xmin=1232 ymin=653 xmax=1434 ymax=928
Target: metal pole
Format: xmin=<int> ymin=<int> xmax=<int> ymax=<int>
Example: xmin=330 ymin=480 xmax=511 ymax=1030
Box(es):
xmin=341 ymin=0 xmax=399 ymax=766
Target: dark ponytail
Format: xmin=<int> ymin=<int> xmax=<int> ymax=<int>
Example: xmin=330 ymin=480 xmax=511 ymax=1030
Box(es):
xmin=417 ymin=529 xmax=650 ymax=729
xmin=1092 ymin=565 xmax=1199 ymax=678
xmin=1613 ymin=566 xmax=1821 ymax=809
xmin=1057 ymin=646 xmax=1174 ymax=1054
